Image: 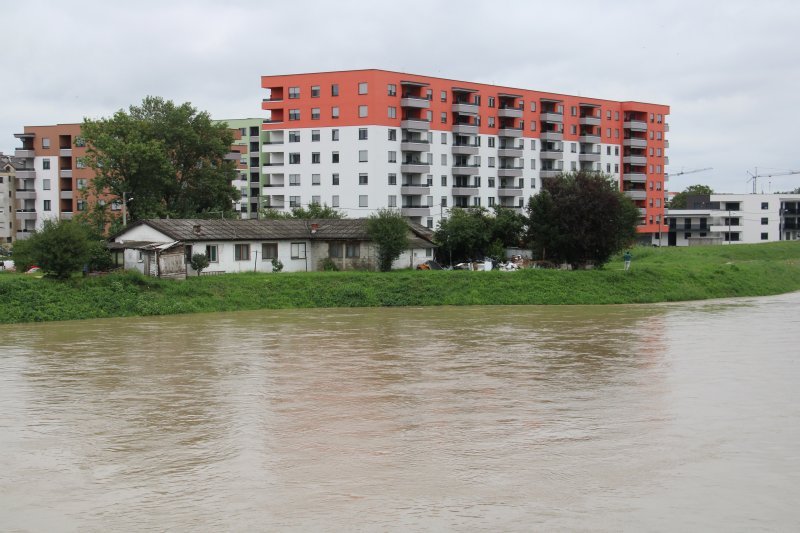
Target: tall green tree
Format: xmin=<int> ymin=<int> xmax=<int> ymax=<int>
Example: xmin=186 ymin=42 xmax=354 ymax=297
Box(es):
xmin=434 ymin=208 xmax=493 ymax=264
xmin=527 ymin=171 xmax=639 ymax=268
xmin=366 ymin=209 xmax=409 ymax=272
xmin=669 ymin=184 xmax=714 ymax=209
xmin=81 ymin=96 xmax=239 ymax=220
xmin=11 ymin=220 xmax=95 ymax=279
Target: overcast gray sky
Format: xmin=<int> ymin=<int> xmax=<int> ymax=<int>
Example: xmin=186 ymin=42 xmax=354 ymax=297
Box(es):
xmin=4 ymin=0 xmax=799 ymax=193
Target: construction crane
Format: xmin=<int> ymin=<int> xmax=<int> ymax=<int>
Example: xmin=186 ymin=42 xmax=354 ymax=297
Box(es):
xmin=666 ymin=167 xmax=712 ymax=178
xmin=746 ymin=167 xmax=800 ymax=194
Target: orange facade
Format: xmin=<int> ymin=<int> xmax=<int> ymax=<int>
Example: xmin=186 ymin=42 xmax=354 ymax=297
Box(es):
xmin=261 ymin=69 xmax=670 ymax=233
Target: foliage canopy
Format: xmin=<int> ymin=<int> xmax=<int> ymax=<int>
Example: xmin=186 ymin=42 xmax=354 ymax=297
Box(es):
xmin=366 ymin=209 xmax=409 ymax=271
xmin=669 ymin=184 xmax=714 ymax=209
xmin=11 ymin=220 xmax=97 ymax=279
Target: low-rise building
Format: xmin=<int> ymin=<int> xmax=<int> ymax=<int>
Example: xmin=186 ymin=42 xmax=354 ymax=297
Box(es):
xmin=658 ymin=193 xmax=800 ymax=246
xmin=111 ymin=218 xmax=436 ymax=277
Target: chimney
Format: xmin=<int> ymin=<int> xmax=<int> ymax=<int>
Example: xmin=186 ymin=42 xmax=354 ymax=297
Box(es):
xmin=310 ymin=223 xmax=319 ymax=234
xmin=193 ymin=224 xmax=202 ymax=235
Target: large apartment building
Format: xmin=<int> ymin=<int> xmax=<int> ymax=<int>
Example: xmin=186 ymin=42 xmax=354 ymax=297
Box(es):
xmin=0 ymin=153 xmax=19 ymax=243
xmin=260 ymin=69 xmax=670 ymax=236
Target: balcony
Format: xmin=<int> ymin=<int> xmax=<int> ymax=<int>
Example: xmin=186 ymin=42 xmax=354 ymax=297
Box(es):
xmin=623 ymin=156 xmax=647 ymax=165
xmin=624 ymin=173 xmax=647 ymax=182
xmin=16 ymin=190 xmax=36 ymax=200
xmin=498 ymin=107 xmax=523 ymax=119
xmin=451 ymin=123 xmax=478 ymax=135
xmin=579 ymin=116 xmax=601 ymax=126
xmin=60 ymin=169 xmax=73 ymax=178
xmin=16 ymin=230 xmax=33 ymax=240
xmin=578 ymin=134 xmax=601 ymax=143
xmin=497 ymin=147 xmax=523 ymax=157
xmin=623 ymin=120 xmax=648 ymax=131
xmin=638 ymin=208 xmax=647 ymax=216
xmin=540 ymin=131 xmax=563 ymax=141
xmin=451 ymin=102 xmax=479 ymax=115
xmin=14 ymin=149 xmax=34 ymax=158
xmin=624 ymin=190 xmax=647 ymax=200
xmin=400 ymin=97 xmax=430 ymax=109
xmin=401 ymin=119 xmax=431 ymax=131
xmin=540 ymin=170 xmax=562 ymax=178
xmin=262 ymin=162 xmax=284 ymax=171
xmin=623 ymin=138 xmax=647 ymax=148
xmin=60 ymin=190 xmax=74 ymax=200
xmin=710 ymin=225 xmax=741 ymax=233
xmin=539 ymin=150 xmax=563 ymax=160
xmin=400 ymin=141 xmax=431 ymax=152
xmin=400 ymin=185 xmax=431 ymax=195
xmin=60 ymin=148 xmax=72 ymax=157
xmin=401 ymin=207 xmax=431 ymax=217
xmin=16 ymin=210 xmax=37 ymax=220
xmin=451 ymin=187 xmax=479 ymax=196
xmin=498 ymin=167 xmax=523 ymax=177
xmin=451 ymin=144 xmax=479 ymax=155
xmin=498 ymin=127 xmax=522 ymax=138
xmin=15 ymin=169 xmax=36 ymax=179
xmin=498 ymin=187 xmax=524 ymax=197
xmin=400 ymin=162 xmax=431 ymax=173
xmin=262 ymin=185 xmax=285 ymax=194
xmin=540 ymin=112 xmax=563 ymax=122
xmin=578 ymin=152 xmax=601 ymax=162
xmin=452 ymin=164 xmax=480 ymax=176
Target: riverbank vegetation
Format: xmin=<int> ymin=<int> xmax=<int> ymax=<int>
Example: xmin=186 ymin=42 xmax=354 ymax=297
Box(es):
xmin=1 ymin=242 xmax=799 ymax=324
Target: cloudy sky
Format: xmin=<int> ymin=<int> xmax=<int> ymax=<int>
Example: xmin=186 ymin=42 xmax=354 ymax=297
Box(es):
xmin=4 ymin=0 xmax=799 ymax=193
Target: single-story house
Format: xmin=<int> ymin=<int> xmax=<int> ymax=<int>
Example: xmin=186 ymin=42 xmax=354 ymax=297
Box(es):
xmin=109 ymin=218 xmax=436 ymax=278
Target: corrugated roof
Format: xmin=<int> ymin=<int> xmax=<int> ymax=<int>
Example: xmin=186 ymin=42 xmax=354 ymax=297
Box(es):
xmin=119 ymin=218 xmax=436 ymax=245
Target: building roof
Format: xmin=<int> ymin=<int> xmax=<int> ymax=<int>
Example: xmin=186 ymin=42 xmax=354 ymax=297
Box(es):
xmin=114 ymin=218 xmax=436 ymax=246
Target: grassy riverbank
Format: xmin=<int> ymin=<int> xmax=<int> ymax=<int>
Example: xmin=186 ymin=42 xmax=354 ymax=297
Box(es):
xmin=1 ymin=242 xmax=799 ymax=323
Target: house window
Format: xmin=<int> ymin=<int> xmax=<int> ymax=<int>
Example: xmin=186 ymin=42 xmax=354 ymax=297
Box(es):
xmin=332 ymin=129 xmax=339 ymax=141
xmin=359 ymin=173 xmax=368 ymax=185
xmin=359 ymin=105 xmax=368 ymax=118
xmin=312 ymin=152 xmax=320 ymax=164
xmin=43 ymin=200 xmax=51 ymax=211
xmin=441 ymin=90 xmax=447 ymax=102
xmin=289 ymin=196 xmax=300 ymax=207
xmin=332 ymin=195 xmax=339 ymax=207
xmin=761 ymin=217 xmax=769 ymax=225
xmin=388 ymin=106 xmax=397 ymax=119
xmin=312 ymin=130 xmax=320 ymax=142
xmin=312 ymin=173 xmax=321 ymax=185
xmin=358 ymin=82 xmax=368 ymax=95
xmin=289 ymin=109 xmax=300 ymax=120
xmin=205 ymin=245 xmax=218 ymax=263
xmin=359 ymin=150 xmax=368 ymax=162
xmin=77 ymin=179 xmax=87 ymax=190
xmin=42 ymin=158 xmax=51 ymax=170
xmin=441 ymin=175 xmax=447 ymax=186
xmin=388 ymin=195 xmax=397 ymax=207
xmin=311 ymin=108 xmax=320 ymax=120
xmin=234 ymin=244 xmax=250 ymax=261
xmin=358 ymin=128 xmax=368 ymax=140
xmin=346 ymin=242 xmax=360 ymax=258
xmin=311 ymin=85 xmax=320 ymax=98
xmin=289 ymin=153 xmax=300 ymax=164
xmin=42 ymin=137 xmax=50 ymax=148
xmin=359 ymin=195 xmax=368 ymax=207
xmin=388 ymin=173 xmax=397 ymax=185
xmin=291 ymin=242 xmax=306 ymax=259
xmin=388 ymin=151 xmax=396 ymax=163
xmin=761 ymin=202 xmax=769 ymax=210
xmin=288 ymin=87 xmax=300 ymax=99
xmin=289 ymin=131 xmax=300 ymax=142
xmin=332 ymin=107 xmax=340 ymax=119
xmin=441 ymin=196 xmax=447 ymax=207
xmin=332 ymin=173 xmax=339 ymax=185
xmin=329 ymin=242 xmax=343 ymax=258
xmin=77 ymin=200 xmax=87 ymax=211
xmin=388 ymin=83 xmax=396 ymax=96
xmin=331 ymin=84 xmax=339 ymax=96
xmin=761 ymin=233 xmax=769 ymax=240
xmin=332 ymin=152 xmax=339 ymax=163
xmin=262 ymin=243 xmax=278 ymax=260
xmin=388 ymin=129 xmax=397 ymax=141
xmin=488 ymin=96 xmax=495 ymax=108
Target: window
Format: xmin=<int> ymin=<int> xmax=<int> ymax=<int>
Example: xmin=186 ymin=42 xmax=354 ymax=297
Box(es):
xmin=332 ymin=106 xmax=340 ymax=119
xmin=488 ymin=96 xmax=495 ymax=108
xmin=234 ymin=244 xmax=250 ymax=261
xmin=571 ymin=161 xmax=577 ymax=171
xmin=761 ymin=202 xmax=769 ymax=210
xmin=488 ymin=177 xmax=495 ymax=187
xmin=427 ymin=175 xmax=433 ymax=186
xmin=427 ymin=219 xmax=433 ymax=230
xmin=42 ymin=158 xmax=51 ymax=170
xmin=359 ymin=150 xmax=368 ymax=162
xmin=387 ymin=173 xmax=397 ymax=185
xmin=312 ymin=130 xmax=320 ymax=142
xmin=332 ymin=129 xmax=339 ymax=141
xmin=387 ymin=83 xmax=396 ymax=96
xmin=358 ymin=82 xmax=368 ymax=95
xmin=332 ymin=195 xmax=339 ymax=207
xmin=359 ymin=195 xmax=368 ymax=207
xmin=289 ymin=109 xmax=300 ymax=120
xmin=473 ymin=197 xmax=481 ymax=207
xmin=571 ymin=143 xmax=577 ymax=153
xmin=606 ymin=110 xmax=612 ymax=120
xmin=289 ymin=196 xmax=300 ymax=208
xmin=615 ymin=111 xmax=620 ymax=120
xmin=311 ymin=108 xmax=320 ymax=120
xmin=312 ymin=152 xmax=320 ymax=164
xmin=388 ymin=151 xmax=396 ymax=163
xmin=441 ymin=154 xmax=447 ymax=166
xmin=205 ymin=245 xmax=218 ymax=263
xmin=359 ymin=173 xmax=368 ymax=185
xmin=76 ymin=158 xmax=86 ymax=169
xmin=388 ymin=106 xmax=397 ymax=119
xmin=329 ymin=242 xmax=342 ymax=258
xmin=488 ymin=117 xmax=495 ymax=128
xmin=261 ymin=243 xmax=278 ymax=260
xmin=288 ymin=87 xmax=300 ymax=99
xmin=288 ymin=131 xmax=300 ymax=142
xmin=530 ymin=101 xmax=536 ymax=112
xmin=77 ymin=200 xmax=87 ymax=211
xmin=531 ymin=139 xmax=536 ymax=150
xmin=359 ymin=105 xmax=368 ymax=118
xmin=312 ymin=174 xmax=321 ymax=185
xmin=388 ymin=129 xmax=397 ymax=141
xmin=42 ymin=138 xmax=50 ymax=148
xmin=289 ymin=174 xmax=300 ymax=186
xmin=761 ymin=233 xmax=769 ymax=240
xmin=488 ymin=157 xmax=495 ymax=168
xmin=571 ymin=106 xmax=577 ymax=116
xmin=359 ymin=128 xmax=368 ymax=140
xmin=388 ymin=195 xmax=397 ymax=207
xmin=77 ymin=179 xmax=87 ymax=190
xmin=487 ymin=137 xmax=494 ymax=148
xmin=441 ymin=196 xmax=447 ymax=207
xmin=332 ymin=173 xmax=339 ymax=185
xmin=441 ymin=175 xmax=447 ymax=186
xmin=289 ymin=153 xmax=300 ymax=164
xmin=43 ymin=200 xmax=51 ymax=211
xmin=332 ymin=152 xmax=339 ymax=163
xmin=488 ymin=197 xmax=496 ymax=207
xmin=346 ymin=243 xmax=360 ymax=258
xmin=291 ymin=242 xmax=307 ymax=259
xmin=441 ymin=90 xmax=447 ymax=102
xmin=441 ymin=112 xmax=447 ymax=124
xmin=570 ymin=125 xmax=577 ymax=135
xmin=311 ymin=85 xmax=320 ymax=98
xmin=761 ymin=217 xmax=769 ymax=225
xmin=331 ymin=84 xmax=339 ymax=96
xmin=43 ymin=179 xmax=51 ymax=190
xmin=426 ymin=89 xmax=433 ymax=100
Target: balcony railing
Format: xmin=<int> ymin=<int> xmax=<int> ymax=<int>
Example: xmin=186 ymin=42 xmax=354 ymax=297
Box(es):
xmin=540 ymin=112 xmax=563 ymax=122
xmin=400 ymin=206 xmax=431 ymax=217
xmin=451 ymin=144 xmax=479 ymax=155
xmin=400 ymin=185 xmax=431 ymax=195
xmin=624 ymin=190 xmax=647 ymax=200
xmin=451 ymin=123 xmax=478 ymax=135
xmin=401 ymin=97 xmax=430 ymax=109
xmin=452 ymin=164 xmax=480 ymax=176
xmin=401 ymin=119 xmax=431 ymax=131
xmin=451 ymin=102 xmax=479 ymax=114
xmin=540 ymin=131 xmax=563 ymax=141
xmin=623 ymin=120 xmax=648 ymax=131
xmin=498 ymin=127 xmax=522 ymax=138
xmin=400 ymin=162 xmax=431 ymax=173
xmin=497 ymin=107 xmax=523 ymax=119
xmin=579 ymin=116 xmax=601 ymax=126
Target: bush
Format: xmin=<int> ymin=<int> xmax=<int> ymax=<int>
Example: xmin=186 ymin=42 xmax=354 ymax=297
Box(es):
xmin=367 ymin=209 xmax=409 ymax=272
xmin=271 ymin=258 xmax=284 ymax=273
xmin=319 ymin=257 xmax=339 ymax=271
xmin=12 ymin=220 xmax=95 ymax=279
xmin=190 ymin=253 xmax=210 ymax=275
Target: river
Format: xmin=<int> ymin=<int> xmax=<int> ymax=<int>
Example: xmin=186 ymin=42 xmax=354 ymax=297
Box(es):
xmin=1 ymin=293 xmax=799 ymax=531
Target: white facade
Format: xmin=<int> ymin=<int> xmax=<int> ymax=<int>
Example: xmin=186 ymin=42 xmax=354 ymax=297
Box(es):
xmin=659 ymin=193 xmax=800 ymax=246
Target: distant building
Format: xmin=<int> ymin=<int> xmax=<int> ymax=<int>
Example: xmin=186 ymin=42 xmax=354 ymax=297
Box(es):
xmin=658 ymin=193 xmax=800 ymax=246
xmin=0 ymin=153 xmax=18 ymax=243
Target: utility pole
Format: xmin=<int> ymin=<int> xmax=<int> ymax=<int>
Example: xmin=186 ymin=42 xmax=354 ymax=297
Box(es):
xmin=122 ymin=192 xmax=132 ymax=226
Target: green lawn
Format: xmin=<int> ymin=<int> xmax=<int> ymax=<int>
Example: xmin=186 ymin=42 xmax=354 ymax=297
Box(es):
xmin=1 ymin=241 xmax=799 ymax=324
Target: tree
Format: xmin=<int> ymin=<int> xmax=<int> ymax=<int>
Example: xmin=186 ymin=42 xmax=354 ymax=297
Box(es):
xmin=190 ymin=253 xmax=210 ymax=276
xmin=261 ymin=202 xmax=345 ymax=220
xmin=81 ymin=96 xmax=239 ymax=221
xmin=669 ymin=184 xmax=714 ymax=209
xmin=434 ymin=208 xmax=492 ymax=264
xmin=366 ymin=209 xmax=409 ymax=271
xmin=527 ymin=171 xmax=639 ymax=268
xmin=11 ymin=220 xmax=94 ymax=279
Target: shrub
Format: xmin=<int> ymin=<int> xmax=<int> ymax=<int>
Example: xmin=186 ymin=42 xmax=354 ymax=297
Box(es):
xmin=271 ymin=258 xmax=284 ymax=273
